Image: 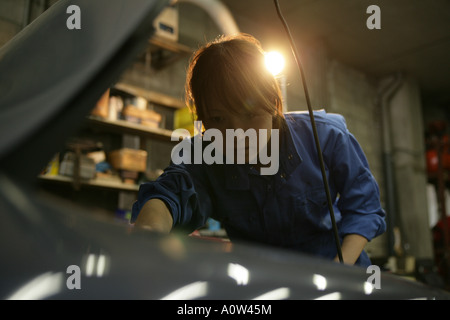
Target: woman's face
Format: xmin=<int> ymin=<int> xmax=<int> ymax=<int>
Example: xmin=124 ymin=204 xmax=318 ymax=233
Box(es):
xmin=202 ymin=102 xmax=274 ymax=164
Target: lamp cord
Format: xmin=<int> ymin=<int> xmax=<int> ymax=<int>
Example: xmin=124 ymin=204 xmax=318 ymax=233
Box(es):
xmin=273 ymin=0 xmax=344 ymax=263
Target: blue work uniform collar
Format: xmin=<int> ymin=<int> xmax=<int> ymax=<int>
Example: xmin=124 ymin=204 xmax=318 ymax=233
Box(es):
xmin=224 ymin=118 xmax=303 ymax=190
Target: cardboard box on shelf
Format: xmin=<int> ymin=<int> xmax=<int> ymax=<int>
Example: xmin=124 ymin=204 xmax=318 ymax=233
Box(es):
xmin=140 ymin=109 xmax=162 ymax=128
xmin=59 ymin=152 xmax=96 ymax=179
xmin=122 ymin=105 xmax=162 ymax=128
xmin=122 ymin=105 xmax=141 ymax=124
xmin=108 ymin=148 xmax=147 ymax=172
xmin=91 ymin=89 xmax=110 ymax=119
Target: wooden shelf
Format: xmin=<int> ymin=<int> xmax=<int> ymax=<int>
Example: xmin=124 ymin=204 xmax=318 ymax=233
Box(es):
xmin=38 ymin=174 xmax=139 ymax=192
xmin=86 ymin=116 xmax=189 ymax=142
xmin=114 ymin=82 xmax=185 ymax=109
xmin=147 ymin=35 xmax=193 ymax=70
xmin=149 ymin=35 xmax=192 ymax=55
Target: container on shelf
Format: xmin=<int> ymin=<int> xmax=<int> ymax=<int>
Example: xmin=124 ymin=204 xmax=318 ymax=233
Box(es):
xmin=108 ymin=148 xmax=147 ymax=172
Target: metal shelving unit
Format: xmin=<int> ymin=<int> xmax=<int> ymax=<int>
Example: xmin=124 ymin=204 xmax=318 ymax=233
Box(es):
xmin=38 ymin=173 xmax=139 ymax=192
xmin=86 ymin=116 xmax=188 ymax=143
xmin=38 ymin=36 xmax=193 ymax=217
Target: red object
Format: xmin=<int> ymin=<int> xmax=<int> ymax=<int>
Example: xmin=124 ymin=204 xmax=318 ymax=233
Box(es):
xmin=426 ymin=134 xmax=450 ymax=174
xmin=426 ymin=149 xmax=439 ymax=173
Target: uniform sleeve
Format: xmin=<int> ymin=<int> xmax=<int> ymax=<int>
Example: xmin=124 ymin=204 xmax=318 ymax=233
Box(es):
xmin=328 ymin=119 xmax=386 ymax=241
xmin=131 ymin=162 xmax=213 ymax=234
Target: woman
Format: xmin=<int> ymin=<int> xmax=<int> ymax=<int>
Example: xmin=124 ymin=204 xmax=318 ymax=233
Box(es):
xmin=131 ymin=33 xmax=386 ymax=267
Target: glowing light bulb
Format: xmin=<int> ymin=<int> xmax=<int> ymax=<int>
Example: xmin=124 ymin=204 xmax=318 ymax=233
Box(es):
xmin=265 ymin=51 xmax=285 ymax=76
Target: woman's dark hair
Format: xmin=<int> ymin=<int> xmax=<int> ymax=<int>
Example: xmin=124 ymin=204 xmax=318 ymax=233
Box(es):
xmin=185 ymin=33 xmax=284 ymax=128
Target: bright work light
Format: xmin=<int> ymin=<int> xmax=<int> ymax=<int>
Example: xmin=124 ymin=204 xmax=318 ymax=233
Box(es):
xmin=265 ymin=51 xmax=285 ymax=76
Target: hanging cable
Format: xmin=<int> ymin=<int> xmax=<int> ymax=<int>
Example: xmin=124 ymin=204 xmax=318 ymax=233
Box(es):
xmin=273 ymin=0 xmax=344 ymax=263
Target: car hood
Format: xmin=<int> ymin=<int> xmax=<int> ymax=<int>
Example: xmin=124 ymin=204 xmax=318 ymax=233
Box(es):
xmin=1 ymin=174 xmax=449 ymax=300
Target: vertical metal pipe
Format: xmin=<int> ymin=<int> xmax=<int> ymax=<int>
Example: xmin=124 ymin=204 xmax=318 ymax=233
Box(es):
xmin=22 ymin=0 xmax=31 ymax=29
xmin=378 ymin=73 xmax=403 ymax=257
xmin=173 ymin=0 xmax=240 ymax=36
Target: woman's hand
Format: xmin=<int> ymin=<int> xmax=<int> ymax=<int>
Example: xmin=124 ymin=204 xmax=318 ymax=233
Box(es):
xmin=334 ymin=234 xmax=368 ymax=265
xmin=134 ymin=199 xmax=173 ymax=234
